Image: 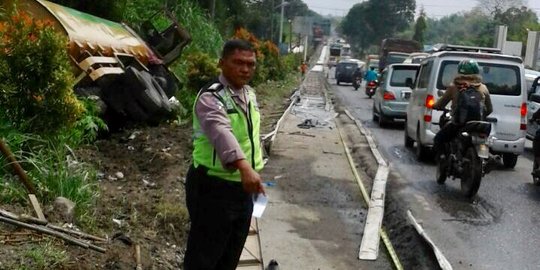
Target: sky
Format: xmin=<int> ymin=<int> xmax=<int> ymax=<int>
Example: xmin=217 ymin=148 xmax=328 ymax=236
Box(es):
xmin=302 ymin=0 xmax=540 ymax=18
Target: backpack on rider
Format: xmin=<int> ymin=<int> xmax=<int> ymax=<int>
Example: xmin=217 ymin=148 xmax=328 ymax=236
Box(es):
xmin=453 ymin=86 xmax=483 ymax=125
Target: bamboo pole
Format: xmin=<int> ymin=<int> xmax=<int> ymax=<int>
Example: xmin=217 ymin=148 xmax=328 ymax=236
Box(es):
xmin=0 ymin=215 xmax=106 ymax=253
xmin=0 ymin=209 xmax=107 ymax=243
xmin=0 ymin=138 xmax=37 ymax=194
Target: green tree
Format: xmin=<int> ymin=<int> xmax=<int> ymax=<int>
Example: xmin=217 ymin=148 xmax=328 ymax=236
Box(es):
xmin=413 ymin=10 xmax=427 ymax=45
xmin=340 ymin=0 xmax=416 ymax=55
xmin=422 ymin=10 xmax=496 ymax=47
xmin=494 ymin=6 xmax=540 ymax=45
xmin=49 ymin=0 xmax=127 ymax=21
xmin=475 ymin=0 xmax=526 ymax=15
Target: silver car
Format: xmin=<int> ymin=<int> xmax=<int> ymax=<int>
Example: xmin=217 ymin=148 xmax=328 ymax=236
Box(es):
xmin=372 ymin=63 xmax=419 ymax=126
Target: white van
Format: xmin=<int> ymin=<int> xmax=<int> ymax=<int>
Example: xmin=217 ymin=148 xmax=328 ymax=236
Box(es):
xmin=404 ymin=45 xmax=527 ymax=168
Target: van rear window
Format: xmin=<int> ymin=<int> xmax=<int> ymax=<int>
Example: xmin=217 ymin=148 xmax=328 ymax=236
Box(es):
xmin=390 ymin=67 xmax=418 ymax=87
xmin=437 ymin=61 xmax=521 ymax=96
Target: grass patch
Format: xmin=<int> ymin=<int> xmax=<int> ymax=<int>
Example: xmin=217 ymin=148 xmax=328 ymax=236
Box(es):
xmin=11 ymin=241 xmax=69 ymax=270
xmin=0 ymin=138 xmax=99 ymax=228
xmin=155 ymin=201 xmax=189 ymax=226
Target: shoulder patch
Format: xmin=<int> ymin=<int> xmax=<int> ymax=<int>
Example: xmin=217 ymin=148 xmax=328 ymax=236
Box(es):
xmin=208 ymin=83 xmax=223 ymax=91
xmin=199 ymin=79 xmax=224 ymax=93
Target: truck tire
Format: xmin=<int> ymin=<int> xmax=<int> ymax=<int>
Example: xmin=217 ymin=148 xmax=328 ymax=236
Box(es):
xmin=124 ymin=99 xmax=150 ymax=122
xmin=149 ymin=65 xmax=179 ymax=98
xmin=101 ymin=84 xmax=128 ymax=116
xmin=124 ymin=66 xmax=171 ymax=116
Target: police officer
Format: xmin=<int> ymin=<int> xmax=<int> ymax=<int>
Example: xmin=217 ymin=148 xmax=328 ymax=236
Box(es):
xmin=184 ymin=39 xmax=265 ymax=270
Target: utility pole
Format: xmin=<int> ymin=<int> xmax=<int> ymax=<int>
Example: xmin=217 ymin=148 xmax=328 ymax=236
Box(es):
xmin=279 ymin=0 xmax=284 ymax=44
xmin=270 ymin=0 xmax=274 ymax=42
xmin=288 ymin=19 xmax=292 ymax=52
xmin=210 ymin=0 xmax=216 ymax=20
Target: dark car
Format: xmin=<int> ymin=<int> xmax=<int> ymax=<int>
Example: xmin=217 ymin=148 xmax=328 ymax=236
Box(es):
xmin=335 ymin=61 xmax=359 ymax=85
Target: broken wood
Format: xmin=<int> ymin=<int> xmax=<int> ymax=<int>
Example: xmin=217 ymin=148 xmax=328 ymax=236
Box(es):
xmin=20 ymin=214 xmax=48 ymax=225
xmin=28 ymin=194 xmax=47 ymax=222
xmin=0 ymin=209 xmax=20 ymax=220
xmin=0 ymin=216 xmax=106 ymax=253
xmin=0 ymin=139 xmax=37 ymax=194
xmin=1 ymin=208 xmax=107 ymax=242
xmin=47 ymin=224 xmax=108 ymax=243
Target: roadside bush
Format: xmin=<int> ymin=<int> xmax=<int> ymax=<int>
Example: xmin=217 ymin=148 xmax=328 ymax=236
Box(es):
xmin=185 ymin=51 xmax=220 ymax=91
xmin=123 ymin=0 xmax=223 ymax=58
xmin=232 ymin=28 xmax=292 ymax=85
xmin=0 ymin=10 xmax=84 ymax=135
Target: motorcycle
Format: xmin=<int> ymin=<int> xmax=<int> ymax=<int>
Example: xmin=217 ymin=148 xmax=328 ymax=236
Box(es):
xmin=365 ymin=80 xmax=377 ymax=98
xmin=531 ymin=118 xmax=540 ymax=186
xmin=435 ymin=109 xmax=492 ymax=198
xmin=353 ymin=77 xmax=362 ymax=90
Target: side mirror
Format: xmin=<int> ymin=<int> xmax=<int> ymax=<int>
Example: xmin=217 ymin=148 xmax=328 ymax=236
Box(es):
xmin=405 ymin=77 xmax=414 ymax=89
xmin=531 ymin=93 xmax=540 ymax=104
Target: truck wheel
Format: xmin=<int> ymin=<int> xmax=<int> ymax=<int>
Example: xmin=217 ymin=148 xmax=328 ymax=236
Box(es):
xmin=102 ymin=84 xmax=128 ymax=116
xmin=149 ymin=65 xmax=179 ymax=98
xmin=124 ymin=99 xmax=150 ymax=122
xmin=124 ymin=66 xmax=171 ymax=116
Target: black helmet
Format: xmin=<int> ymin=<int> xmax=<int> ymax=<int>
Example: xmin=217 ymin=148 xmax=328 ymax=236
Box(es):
xmin=457 ymin=59 xmax=480 ymax=75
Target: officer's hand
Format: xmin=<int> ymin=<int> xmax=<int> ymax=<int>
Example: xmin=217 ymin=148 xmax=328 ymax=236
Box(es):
xmin=235 ymin=159 xmax=265 ymax=194
xmin=240 ymin=167 xmax=265 ymax=194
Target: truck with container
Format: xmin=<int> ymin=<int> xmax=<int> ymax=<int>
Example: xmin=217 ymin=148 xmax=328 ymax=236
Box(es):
xmin=379 ymin=38 xmax=422 ymax=71
xmin=3 ymin=0 xmax=191 ymax=123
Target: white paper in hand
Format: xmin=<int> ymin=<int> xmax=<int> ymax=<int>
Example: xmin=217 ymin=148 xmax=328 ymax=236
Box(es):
xmin=252 ymin=194 xmax=268 ymax=218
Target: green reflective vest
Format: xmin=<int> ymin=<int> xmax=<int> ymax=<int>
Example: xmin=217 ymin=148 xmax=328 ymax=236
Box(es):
xmin=192 ymin=82 xmax=264 ymax=182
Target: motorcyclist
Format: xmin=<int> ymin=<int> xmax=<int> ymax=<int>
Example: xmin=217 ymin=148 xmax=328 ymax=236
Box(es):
xmin=530 ymin=109 xmax=540 ymax=179
xmin=432 ymin=59 xmax=493 ymax=157
xmin=364 ymin=66 xmax=378 ymax=83
xmin=352 ymin=66 xmax=363 ymax=89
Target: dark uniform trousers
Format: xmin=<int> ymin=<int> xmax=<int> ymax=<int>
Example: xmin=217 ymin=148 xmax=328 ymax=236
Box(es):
xmin=184 ymin=165 xmax=253 ymax=270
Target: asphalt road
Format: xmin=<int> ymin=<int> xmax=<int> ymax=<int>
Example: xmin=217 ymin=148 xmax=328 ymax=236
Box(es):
xmin=329 ymin=71 xmax=540 ymax=270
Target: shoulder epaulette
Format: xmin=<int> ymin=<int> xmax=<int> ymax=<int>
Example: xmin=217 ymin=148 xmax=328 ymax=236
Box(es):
xmin=200 ymin=79 xmax=224 ymax=93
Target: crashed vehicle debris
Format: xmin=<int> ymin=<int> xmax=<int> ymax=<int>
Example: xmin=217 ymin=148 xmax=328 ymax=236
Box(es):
xmin=3 ymin=0 xmax=191 ymax=123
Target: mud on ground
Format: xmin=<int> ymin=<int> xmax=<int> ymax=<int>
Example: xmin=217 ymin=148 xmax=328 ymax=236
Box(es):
xmin=0 ymin=77 xmax=300 ymax=269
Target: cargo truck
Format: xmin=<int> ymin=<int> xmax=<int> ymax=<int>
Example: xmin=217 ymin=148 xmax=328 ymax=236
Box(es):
xmin=379 ymin=38 xmax=422 ymax=71
xmin=3 ymin=0 xmax=191 ymax=123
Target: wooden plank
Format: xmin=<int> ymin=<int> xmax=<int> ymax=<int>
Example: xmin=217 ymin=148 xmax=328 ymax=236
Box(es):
xmin=408 ymin=210 xmax=453 ymax=270
xmin=78 ymin=56 xmax=118 ymax=71
xmin=28 ymin=194 xmax=46 ymax=222
xmin=237 ymin=218 xmax=263 ymax=270
xmin=359 ymin=165 xmax=389 ymax=260
xmin=238 ymin=234 xmax=261 ymax=264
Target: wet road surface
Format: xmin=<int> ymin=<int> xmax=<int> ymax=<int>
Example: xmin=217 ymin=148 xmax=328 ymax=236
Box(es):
xmin=330 ymin=72 xmax=540 ymax=270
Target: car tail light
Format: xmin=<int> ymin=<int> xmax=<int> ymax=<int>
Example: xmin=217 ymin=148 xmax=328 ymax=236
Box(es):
xmin=521 ymin=103 xmax=527 ymax=117
xmin=425 ymin=95 xmax=435 ymax=109
xmin=521 ymin=103 xmax=527 ymax=130
xmin=423 ymin=95 xmax=434 ymax=122
xmin=383 ymin=91 xmax=395 ymax=100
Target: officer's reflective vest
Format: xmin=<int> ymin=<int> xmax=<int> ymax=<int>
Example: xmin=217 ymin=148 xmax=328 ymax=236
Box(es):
xmin=192 ymin=82 xmax=264 ymax=182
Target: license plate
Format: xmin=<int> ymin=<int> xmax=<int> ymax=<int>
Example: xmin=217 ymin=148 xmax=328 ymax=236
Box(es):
xmin=402 ymin=92 xmax=411 ymax=99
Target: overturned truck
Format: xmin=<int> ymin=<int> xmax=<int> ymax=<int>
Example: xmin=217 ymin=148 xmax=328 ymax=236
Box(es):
xmin=3 ymin=0 xmax=191 ymax=123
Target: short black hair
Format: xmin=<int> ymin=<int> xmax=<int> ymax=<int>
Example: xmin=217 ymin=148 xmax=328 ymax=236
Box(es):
xmin=221 ymin=39 xmax=255 ymax=59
